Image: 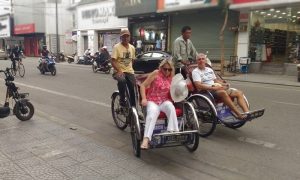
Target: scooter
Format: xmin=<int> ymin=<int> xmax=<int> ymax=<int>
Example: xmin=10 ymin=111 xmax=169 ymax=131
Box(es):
xmin=67 ymin=52 xmax=77 ymax=63
xmin=0 ymin=67 xmax=34 ymax=121
xmin=92 ymin=59 xmax=112 ymax=74
xmin=37 ymin=56 xmax=57 ymax=76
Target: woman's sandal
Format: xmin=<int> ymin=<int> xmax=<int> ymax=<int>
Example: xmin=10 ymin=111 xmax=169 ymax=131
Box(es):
xmin=140 ymin=139 xmax=149 ymax=150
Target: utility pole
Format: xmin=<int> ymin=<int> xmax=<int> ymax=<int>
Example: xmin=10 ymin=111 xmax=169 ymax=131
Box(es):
xmin=55 ymin=0 xmax=60 ymax=54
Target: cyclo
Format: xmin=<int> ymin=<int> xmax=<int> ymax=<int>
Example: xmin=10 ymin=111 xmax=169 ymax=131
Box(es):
xmin=111 ymin=74 xmax=200 ymax=157
xmin=182 ymin=63 xmax=265 ymax=137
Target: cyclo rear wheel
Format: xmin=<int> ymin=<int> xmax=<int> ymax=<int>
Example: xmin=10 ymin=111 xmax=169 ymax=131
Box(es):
xmin=111 ymin=92 xmax=128 ymax=130
xmin=188 ymin=95 xmax=217 ymax=137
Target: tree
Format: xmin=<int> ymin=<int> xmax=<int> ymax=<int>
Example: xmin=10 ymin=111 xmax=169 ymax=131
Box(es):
xmin=219 ymin=0 xmax=230 ymax=75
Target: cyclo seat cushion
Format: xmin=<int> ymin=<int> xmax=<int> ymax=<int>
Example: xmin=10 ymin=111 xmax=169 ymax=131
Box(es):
xmin=0 ymin=107 xmax=10 ymax=118
xmin=158 ymin=108 xmax=183 ymax=119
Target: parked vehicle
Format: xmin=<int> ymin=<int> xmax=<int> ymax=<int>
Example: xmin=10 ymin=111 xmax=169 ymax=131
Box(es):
xmin=37 ymin=56 xmax=57 ymax=76
xmin=0 ymin=49 xmax=8 ymax=60
xmin=0 ymin=67 xmax=34 ymax=121
xmin=92 ymin=59 xmax=112 ymax=74
xmin=133 ymin=51 xmax=171 ymax=74
xmin=56 ymin=51 xmax=65 ymax=62
xmin=67 ymin=52 xmax=77 ymax=63
xmin=77 ymin=55 xmax=93 ymax=65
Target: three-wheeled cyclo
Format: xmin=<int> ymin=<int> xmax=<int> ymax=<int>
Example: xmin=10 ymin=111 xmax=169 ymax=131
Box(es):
xmin=182 ymin=62 xmax=265 ymax=137
xmin=111 ymin=74 xmax=200 ymax=157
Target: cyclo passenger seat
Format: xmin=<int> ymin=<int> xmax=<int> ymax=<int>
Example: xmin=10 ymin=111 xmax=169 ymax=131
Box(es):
xmin=135 ymin=74 xmax=183 ymax=119
xmin=183 ymin=63 xmax=234 ymax=104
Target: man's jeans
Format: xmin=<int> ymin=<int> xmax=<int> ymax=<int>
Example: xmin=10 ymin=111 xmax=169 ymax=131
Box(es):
xmin=113 ymin=72 xmax=136 ymax=107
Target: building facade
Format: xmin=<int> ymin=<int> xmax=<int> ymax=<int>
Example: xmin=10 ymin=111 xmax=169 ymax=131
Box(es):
xmin=231 ymin=0 xmax=300 ymax=75
xmin=75 ymin=0 xmax=128 ymax=56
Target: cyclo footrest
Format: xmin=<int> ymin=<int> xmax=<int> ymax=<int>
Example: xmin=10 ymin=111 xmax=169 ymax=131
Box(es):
xmin=150 ymin=130 xmax=198 ymax=148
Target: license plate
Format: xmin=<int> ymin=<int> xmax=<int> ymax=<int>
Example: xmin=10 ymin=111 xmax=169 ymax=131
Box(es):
xmin=165 ymin=134 xmax=188 ymax=143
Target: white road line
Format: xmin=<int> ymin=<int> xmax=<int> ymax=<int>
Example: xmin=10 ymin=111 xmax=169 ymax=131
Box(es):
xmin=272 ymin=101 xmax=300 ymax=106
xmin=238 ymin=137 xmax=277 ymax=149
xmin=0 ymin=79 xmax=111 ymax=108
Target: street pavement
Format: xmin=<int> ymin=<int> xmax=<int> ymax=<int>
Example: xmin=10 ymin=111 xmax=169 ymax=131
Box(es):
xmin=0 ymin=58 xmax=300 ymax=180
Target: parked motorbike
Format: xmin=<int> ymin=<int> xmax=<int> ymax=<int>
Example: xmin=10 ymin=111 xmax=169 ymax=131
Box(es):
xmin=67 ymin=52 xmax=77 ymax=63
xmin=37 ymin=56 xmax=57 ymax=76
xmin=0 ymin=67 xmax=34 ymax=121
xmin=56 ymin=51 xmax=65 ymax=63
xmin=92 ymin=59 xmax=112 ymax=74
xmin=77 ymin=54 xmax=93 ymax=65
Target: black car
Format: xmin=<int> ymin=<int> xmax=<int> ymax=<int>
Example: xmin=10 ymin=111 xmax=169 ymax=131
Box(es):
xmin=133 ymin=51 xmax=171 ymax=74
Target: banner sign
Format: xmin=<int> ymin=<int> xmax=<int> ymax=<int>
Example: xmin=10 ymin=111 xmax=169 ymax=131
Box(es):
xmin=0 ymin=15 xmax=11 ymax=38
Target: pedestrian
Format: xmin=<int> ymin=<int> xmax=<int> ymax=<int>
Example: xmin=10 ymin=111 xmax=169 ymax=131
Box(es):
xmin=111 ymin=28 xmax=137 ymax=107
xmin=172 ymin=26 xmax=198 ymax=75
xmin=139 ymin=58 xmax=179 ymax=149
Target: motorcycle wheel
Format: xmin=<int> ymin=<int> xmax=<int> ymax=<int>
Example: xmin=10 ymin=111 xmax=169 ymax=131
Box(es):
xmin=105 ymin=68 xmax=111 ymax=74
xmin=50 ymin=66 xmax=56 ymax=76
xmin=67 ymin=59 xmax=72 ymax=63
xmin=92 ymin=64 xmax=97 ymax=73
xmin=14 ymin=101 xmax=34 ymax=121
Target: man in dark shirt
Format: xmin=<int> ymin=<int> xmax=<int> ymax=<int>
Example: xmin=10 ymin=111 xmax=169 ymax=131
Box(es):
xmin=9 ymin=45 xmax=22 ymax=71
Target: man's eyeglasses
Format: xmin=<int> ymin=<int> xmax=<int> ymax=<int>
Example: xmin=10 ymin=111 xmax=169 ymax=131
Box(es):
xmin=163 ymin=68 xmax=172 ymax=72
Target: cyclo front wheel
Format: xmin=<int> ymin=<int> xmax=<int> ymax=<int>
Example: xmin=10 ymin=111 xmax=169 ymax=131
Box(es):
xmin=111 ymin=92 xmax=128 ymax=130
xmin=188 ymin=95 xmax=217 ymax=137
xmin=130 ymin=107 xmax=141 ymax=157
xmin=183 ymin=102 xmax=199 ymax=152
xmin=14 ymin=101 xmax=34 ymax=121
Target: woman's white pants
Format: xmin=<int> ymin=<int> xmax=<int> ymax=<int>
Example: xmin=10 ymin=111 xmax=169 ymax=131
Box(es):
xmin=144 ymin=101 xmax=179 ymax=140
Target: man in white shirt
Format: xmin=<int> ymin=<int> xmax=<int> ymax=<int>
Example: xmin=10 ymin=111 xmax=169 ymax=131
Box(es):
xmin=192 ymin=53 xmax=250 ymax=120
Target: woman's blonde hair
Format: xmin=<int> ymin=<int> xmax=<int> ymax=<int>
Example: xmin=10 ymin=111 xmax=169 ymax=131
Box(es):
xmin=158 ymin=57 xmax=175 ymax=77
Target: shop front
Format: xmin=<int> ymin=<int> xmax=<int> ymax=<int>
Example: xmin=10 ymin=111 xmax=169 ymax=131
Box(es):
xmin=14 ymin=23 xmax=45 ymax=57
xmin=115 ymin=0 xmax=163 ymax=53
xmin=157 ymin=0 xmax=239 ymax=61
xmin=129 ymin=16 xmax=168 ymax=53
xmin=0 ymin=14 xmax=11 ymax=51
xmin=76 ymin=0 xmax=127 ymax=56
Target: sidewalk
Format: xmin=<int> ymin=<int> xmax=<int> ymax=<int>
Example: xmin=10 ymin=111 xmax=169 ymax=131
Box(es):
xmin=0 ymin=115 xmax=180 ymax=180
xmin=223 ymin=73 xmax=300 ymax=87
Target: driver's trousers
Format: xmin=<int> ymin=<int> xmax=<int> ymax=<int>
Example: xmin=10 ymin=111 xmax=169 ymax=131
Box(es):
xmin=113 ymin=72 xmax=136 ymax=107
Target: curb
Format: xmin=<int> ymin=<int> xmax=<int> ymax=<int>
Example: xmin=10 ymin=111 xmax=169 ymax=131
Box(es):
xmin=224 ymin=79 xmax=300 ymax=87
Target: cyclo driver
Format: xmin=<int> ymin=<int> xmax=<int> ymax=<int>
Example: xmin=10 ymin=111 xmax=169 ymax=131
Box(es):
xmin=111 ymin=28 xmax=137 ymax=107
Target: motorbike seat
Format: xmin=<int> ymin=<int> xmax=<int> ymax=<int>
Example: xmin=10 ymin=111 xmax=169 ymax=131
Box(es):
xmin=0 ymin=107 xmax=10 ymax=118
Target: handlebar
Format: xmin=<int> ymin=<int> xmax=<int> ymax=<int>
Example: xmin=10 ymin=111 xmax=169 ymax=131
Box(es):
xmin=0 ymin=67 xmax=13 ymax=73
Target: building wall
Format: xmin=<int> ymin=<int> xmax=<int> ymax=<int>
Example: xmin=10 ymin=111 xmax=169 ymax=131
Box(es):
xmin=0 ymin=0 xmax=11 ymax=15
xmin=170 ymin=9 xmax=239 ymax=61
xmin=13 ymin=0 xmax=46 ymax=33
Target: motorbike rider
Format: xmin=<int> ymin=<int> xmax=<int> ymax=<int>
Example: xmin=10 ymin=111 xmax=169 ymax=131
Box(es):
xmin=9 ymin=44 xmax=22 ymax=71
xmin=39 ymin=45 xmax=50 ymax=70
xmin=96 ymin=46 xmax=110 ymax=69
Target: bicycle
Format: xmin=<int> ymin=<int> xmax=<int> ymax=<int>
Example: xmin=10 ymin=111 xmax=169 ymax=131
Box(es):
xmin=11 ymin=57 xmax=25 ymax=77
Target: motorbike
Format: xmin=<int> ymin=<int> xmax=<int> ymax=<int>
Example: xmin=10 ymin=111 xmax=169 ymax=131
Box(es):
xmin=77 ymin=54 xmax=93 ymax=65
xmin=56 ymin=51 xmax=65 ymax=63
xmin=37 ymin=56 xmax=57 ymax=76
xmin=67 ymin=52 xmax=77 ymax=63
xmin=0 ymin=67 xmax=34 ymax=121
xmin=92 ymin=59 xmax=112 ymax=74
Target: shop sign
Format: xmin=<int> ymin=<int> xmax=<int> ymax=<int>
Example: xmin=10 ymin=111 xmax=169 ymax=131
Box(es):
xmin=78 ymin=0 xmax=127 ymax=30
xmin=65 ymin=31 xmax=73 ymax=44
xmin=14 ymin=24 xmax=35 ymax=35
xmin=157 ymin=0 xmax=218 ymax=12
xmin=115 ymin=0 xmax=157 ymax=17
xmin=0 ymin=15 xmax=11 ymax=38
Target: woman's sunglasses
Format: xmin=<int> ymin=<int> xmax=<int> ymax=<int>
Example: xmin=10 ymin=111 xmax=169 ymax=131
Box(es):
xmin=163 ymin=68 xmax=172 ymax=72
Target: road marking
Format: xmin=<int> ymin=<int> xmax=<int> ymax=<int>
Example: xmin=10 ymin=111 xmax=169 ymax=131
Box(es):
xmin=0 ymin=79 xmax=111 ymax=108
xmin=238 ymin=137 xmax=277 ymax=149
xmin=272 ymin=101 xmax=300 ymax=106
